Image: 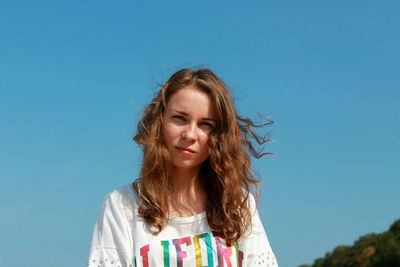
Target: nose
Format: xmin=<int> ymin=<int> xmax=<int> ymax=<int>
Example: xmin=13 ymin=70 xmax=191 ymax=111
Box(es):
xmin=182 ymin=124 xmax=196 ymax=141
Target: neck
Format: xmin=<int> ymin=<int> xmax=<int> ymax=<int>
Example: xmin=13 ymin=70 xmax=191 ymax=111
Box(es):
xmin=168 ymin=166 xmax=206 ymax=217
xmin=170 ymin=166 xmax=201 ymax=192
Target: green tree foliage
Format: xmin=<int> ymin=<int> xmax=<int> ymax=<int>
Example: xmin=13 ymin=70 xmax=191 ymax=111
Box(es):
xmin=300 ymin=219 xmax=400 ymax=267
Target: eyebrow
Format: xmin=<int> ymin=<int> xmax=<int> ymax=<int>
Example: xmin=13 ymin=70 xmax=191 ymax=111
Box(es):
xmin=172 ymin=110 xmax=216 ymax=122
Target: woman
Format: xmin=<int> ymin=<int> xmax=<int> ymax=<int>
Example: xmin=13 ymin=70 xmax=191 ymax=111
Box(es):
xmin=88 ymin=68 xmax=278 ymax=266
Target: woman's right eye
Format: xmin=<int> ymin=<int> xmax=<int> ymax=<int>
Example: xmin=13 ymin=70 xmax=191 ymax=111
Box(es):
xmin=172 ymin=115 xmax=185 ymax=121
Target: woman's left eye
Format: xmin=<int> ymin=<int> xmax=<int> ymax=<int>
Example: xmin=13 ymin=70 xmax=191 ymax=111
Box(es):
xmin=201 ymin=122 xmax=214 ymax=128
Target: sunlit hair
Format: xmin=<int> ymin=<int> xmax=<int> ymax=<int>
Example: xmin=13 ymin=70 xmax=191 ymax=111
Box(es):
xmin=133 ymin=68 xmax=273 ymax=242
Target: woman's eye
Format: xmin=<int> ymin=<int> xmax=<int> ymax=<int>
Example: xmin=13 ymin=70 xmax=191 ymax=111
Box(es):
xmin=172 ymin=115 xmax=185 ymax=121
xmin=202 ymin=122 xmax=214 ymax=128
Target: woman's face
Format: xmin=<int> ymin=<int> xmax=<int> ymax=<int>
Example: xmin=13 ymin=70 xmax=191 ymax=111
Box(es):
xmin=162 ymin=85 xmax=216 ymax=172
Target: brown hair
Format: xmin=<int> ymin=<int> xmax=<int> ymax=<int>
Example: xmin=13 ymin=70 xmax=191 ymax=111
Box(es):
xmin=133 ymin=68 xmax=273 ymax=242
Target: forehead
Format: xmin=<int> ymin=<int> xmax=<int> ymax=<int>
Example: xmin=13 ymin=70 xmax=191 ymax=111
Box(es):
xmin=166 ymin=86 xmax=216 ymax=117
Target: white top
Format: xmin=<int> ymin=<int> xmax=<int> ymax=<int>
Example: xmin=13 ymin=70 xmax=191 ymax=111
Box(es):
xmin=88 ymin=183 xmax=278 ymax=267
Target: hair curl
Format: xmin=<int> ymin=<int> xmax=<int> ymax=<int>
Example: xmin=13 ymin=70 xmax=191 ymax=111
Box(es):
xmin=133 ymin=68 xmax=273 ymax=242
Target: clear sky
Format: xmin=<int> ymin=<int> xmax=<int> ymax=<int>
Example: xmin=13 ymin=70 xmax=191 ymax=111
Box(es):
xmin=1 ymin=1 xmax=399 ymax=266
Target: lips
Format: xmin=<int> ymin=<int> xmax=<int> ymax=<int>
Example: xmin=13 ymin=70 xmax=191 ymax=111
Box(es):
xmin=175 ymin=146 xmax=196 ymax=155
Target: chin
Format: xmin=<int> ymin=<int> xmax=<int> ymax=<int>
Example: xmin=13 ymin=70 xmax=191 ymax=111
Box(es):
xmin=172 ymin=161 xmax=201 ymax=170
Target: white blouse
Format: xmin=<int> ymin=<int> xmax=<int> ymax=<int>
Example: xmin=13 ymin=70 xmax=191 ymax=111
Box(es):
xmin=88 ymin=183 xmax=278 ymax=266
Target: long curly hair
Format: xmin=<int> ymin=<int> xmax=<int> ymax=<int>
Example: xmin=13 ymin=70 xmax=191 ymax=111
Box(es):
xmin=133 ymin=68 xmax=273 ymax=243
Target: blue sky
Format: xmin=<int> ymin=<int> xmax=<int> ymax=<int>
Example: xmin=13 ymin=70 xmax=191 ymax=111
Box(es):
xmin=1 ymin=1 xmax=399 ymax=266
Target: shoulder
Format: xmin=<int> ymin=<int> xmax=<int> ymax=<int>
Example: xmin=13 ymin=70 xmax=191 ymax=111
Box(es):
xmin=101 ymin=183 xmax=138 ymax=216
xmin=248 ymin=191 xmax=257 ymax=210
xmin=242 ymin=190 xmax=258 ymax=216
xmin=104 ymin=182 xmax=136 ymax=201
xmin=89 ymin=183 xmax=137 ymax=265
xmin=245 ymin=191 xmax=266 ymax=235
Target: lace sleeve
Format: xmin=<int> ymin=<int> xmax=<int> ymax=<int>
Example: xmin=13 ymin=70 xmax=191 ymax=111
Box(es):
xmin=243 ymin=193 xmax=278 ymax=267
xmin=88 ymin=190 xmax=134 ymax=267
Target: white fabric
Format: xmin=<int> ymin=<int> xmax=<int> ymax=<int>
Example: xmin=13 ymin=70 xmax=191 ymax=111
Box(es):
xmin=88 ymin=183 xmax=278 ymax=267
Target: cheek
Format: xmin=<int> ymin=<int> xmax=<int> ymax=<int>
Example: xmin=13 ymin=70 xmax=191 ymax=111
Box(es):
xmin=162 ymin=123 xmax=180 ymax=147
xmin=162 ymin=124 xmax=172 ymax=146
xmin=198 ymin=134 xmax=210 ymax=150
